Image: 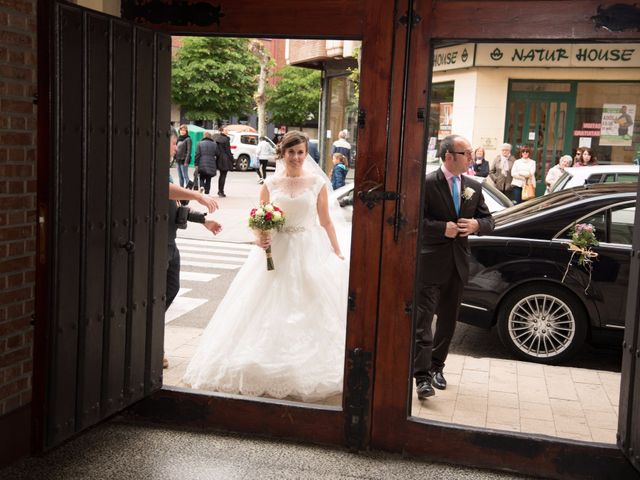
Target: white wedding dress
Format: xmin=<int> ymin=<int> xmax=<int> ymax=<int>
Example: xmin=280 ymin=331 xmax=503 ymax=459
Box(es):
xmin=183 ymin=174 xmax=349 ymax=402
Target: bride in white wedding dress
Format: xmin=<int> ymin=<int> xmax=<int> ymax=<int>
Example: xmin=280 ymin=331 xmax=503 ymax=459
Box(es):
xmin=183 ymin=131 xmax=349 ymax=402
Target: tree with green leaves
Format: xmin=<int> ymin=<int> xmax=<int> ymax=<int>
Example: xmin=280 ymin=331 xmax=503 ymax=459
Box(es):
xmin=172 ymin=37 xmax=259 ymax=123
xmin=266 ymin=66 xmax=321 ymax=127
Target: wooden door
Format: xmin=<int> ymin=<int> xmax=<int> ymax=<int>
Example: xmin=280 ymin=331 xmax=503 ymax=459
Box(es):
xmin=33 ymin=1 xmax=171 ymax=449
xmin=370 ymin=0 xmax=640 ymax=478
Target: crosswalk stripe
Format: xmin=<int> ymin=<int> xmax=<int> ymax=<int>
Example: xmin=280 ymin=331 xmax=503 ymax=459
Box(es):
xmin=180 ymin=252 xmax=246 ymax=263
xmin=177 ymin=238 xmax=253 ymax=250
xmin=181 ymin=260 xmax=242 ymax=270
xmin=178 ymin=245 xmax=251 ymax=256
xmin=180 ymin=271 xmax=219 ymax=282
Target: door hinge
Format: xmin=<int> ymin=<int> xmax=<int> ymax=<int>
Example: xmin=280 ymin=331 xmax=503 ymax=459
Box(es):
xmin=417 ymin=108 xmax=425 ymax=122
xmin=348 ymin=293 xmax=356 ymax=311
xmin=345 ymin=347 xmax=372 ymax=451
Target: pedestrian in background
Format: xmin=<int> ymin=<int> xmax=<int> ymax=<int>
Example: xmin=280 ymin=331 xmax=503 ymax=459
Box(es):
xmin=488 ymin=143 xmax=515 ymax=199
xmin=331 ymin=152 xmax=348 ymax=189
xmin=472 ymin=147 xmax=489 ymax=177
xmin=575 ymin=147 xmax=598 ymax=167
xmin=331 ymin=129 xmax=352 ymax=167
xmin=256 ymin=136 xmax=273 ymax=184
xmin=174 ymin=124 xmax=192 ymax=187
xmin=574 ymin=146 xmax=585 ymax=166
xmin=213 ymin=130 xmax=233 ymax=197
xmin=195 ymin=131 xmax=218 ymax=195
xmin=510 ymin=145 xmax=536 ymax=203
xmin=545 ymin=154 xmax=572 ymax=193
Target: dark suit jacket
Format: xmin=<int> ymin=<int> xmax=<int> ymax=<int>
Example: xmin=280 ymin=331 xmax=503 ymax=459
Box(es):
xmin=420 ymin=169 xmax=494 ymax=284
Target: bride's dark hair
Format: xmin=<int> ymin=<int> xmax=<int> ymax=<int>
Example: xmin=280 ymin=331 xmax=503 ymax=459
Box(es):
xmin=275 ymin=130 xmax=309 ymax=159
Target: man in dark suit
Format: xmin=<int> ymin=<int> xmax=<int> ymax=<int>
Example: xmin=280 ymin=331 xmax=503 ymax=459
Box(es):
xmin=414 ymin=134 xmax=494 ymax=399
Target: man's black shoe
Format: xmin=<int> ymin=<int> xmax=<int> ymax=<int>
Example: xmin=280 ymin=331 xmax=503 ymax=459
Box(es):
xmin=416 ymin=380 xmax=435 ymax=399
xmin=430 ymin=370 xmax=447 ymax=390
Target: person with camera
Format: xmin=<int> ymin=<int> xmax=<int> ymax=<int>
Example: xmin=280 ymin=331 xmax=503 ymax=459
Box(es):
xmin=165 ymin=130 xmax=222 ymax=368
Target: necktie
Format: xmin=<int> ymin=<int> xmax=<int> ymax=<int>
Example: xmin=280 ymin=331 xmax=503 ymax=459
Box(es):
xmin=452 ymin=176 xmax=460 ymax=215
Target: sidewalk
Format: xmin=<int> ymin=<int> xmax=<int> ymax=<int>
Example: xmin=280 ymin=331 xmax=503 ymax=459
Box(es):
xmin=164 ymin=326 xmax=619 ymax=443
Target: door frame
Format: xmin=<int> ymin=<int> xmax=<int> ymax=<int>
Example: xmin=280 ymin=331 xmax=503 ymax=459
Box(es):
xmin=36 ymin=0 xmax=396 ymax=451
xmin=371 ymin=0 xmax=640 ymax=478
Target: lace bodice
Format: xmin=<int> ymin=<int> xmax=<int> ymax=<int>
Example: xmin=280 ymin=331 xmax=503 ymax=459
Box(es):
xmin=265 ymin=175 xmax=325 ymax=230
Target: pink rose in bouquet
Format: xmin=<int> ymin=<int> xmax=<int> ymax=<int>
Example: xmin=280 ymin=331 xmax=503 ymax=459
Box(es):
xmin=248 ymin=202 xmax=285 ymax=270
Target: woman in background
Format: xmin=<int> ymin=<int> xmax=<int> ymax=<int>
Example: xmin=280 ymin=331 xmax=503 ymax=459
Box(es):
xmin=472 ymin=147 xmax=489 ymax=177
xmin=510 ymin=145 xmax=536 ymax=203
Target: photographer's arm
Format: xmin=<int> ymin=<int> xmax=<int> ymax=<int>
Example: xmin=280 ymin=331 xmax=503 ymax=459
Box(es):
xmin=168 ymin=183 xmax=218 ymax=213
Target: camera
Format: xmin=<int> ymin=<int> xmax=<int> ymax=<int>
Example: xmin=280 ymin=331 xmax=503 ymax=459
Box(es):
xmin=179 ymin=180 xmax=195 ymax=205
xmin=175 ymin=205 xmax=190 ymax=229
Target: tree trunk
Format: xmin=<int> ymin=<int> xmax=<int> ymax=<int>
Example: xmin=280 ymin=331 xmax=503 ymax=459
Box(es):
xmin=249 ymin=40 xmax=271 ymax=138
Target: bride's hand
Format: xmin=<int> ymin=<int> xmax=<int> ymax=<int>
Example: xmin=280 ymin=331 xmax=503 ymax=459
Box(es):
xmin=255 ymin=231 xmax=271 ymax=249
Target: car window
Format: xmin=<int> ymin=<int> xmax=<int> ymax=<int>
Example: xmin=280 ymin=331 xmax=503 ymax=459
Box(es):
xmin=616 ymin=174 xmax=638 ymax=183
xmin=610 ymin=205 xmax=635 ymax=245
xmin=550 ymin=171 xmax=571 ymax=192
xmin=585 ymin=174 xmax=602 ymax=184
xmin=241 ymin=135 xmax=258 ymax=145
xmin=562 ymin=211 xmax=607 ymax=243
xmin=603 ymin=174 xmax=617 ymax=183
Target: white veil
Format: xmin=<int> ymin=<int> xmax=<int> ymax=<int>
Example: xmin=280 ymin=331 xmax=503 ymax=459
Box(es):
xmin=274 ymin=154 xmax=352 ymax=258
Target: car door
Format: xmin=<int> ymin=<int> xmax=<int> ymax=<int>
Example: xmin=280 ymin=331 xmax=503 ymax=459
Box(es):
xmin=595 ymin=203 xmax=635 ymax=328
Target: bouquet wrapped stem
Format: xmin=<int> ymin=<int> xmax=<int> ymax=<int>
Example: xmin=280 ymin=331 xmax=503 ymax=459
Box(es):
xmin=561 ymin=223 xmax=599 ymax=293
xmin=249 ymin=203 xmax=285 ymax=271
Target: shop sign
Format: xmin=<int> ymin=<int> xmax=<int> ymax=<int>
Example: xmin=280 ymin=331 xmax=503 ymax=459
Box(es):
xmin=475 ymin=43 xmax=640 ymax=68
xmin=573 ymin=130 xmax=600 ymax=137
xmin=600 ymin=104 xmax=636 ymax=146
xmin=432 ymin=43 xmax=475 ymax=72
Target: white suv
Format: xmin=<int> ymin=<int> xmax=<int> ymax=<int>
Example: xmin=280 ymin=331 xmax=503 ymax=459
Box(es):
xmin=549 ymin=165 xmax=639 ymax=193
xmin=227 ymin=132 xmax=276 ymax=171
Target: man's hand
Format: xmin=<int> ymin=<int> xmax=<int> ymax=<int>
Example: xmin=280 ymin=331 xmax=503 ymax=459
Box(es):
xmin=457 ymin=218 xmax=479 ymax=237
xmin=444 ymin=221 xmax=459 ymax=238
xmin=204 ymin=220 xmax=222 ymax=235
xmin=197 ymin=193 xmax=218 ymax=213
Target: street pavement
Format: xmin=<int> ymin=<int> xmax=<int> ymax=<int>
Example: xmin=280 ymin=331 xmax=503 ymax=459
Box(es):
xmin=164 ymin=166 xmax=622 ymax=443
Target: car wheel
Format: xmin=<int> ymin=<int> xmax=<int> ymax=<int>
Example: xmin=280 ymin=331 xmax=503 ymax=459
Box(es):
xmin=236 ymin=154 xmax=250 ymax=171
xmin=497 ymin=283 xmax=587 ymax=364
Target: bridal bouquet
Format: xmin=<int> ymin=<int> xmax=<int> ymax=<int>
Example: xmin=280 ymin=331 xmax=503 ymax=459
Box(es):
xmin=248 ymin=202 xmax=285 ymax=270
xmin=561 ymin=223 xmax=599 ymax=291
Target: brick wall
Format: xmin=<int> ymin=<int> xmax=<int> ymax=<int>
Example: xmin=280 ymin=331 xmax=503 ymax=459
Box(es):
xmin=0 ymin=0 xmax=37 ymax=417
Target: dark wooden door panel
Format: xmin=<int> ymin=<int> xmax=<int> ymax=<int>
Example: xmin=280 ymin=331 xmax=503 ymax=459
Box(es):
xmin=38 ymin=2 xmax=170 ymax=449
xmin=49 ymin=5 xmax=83 ymax=445
xmin=78 ymin=13 xmax=110 ymax=431
xmin=103 ymin=21 xmax=134 ymax=419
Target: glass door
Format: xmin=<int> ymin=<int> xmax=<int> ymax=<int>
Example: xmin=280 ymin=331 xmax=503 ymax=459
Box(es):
xmin=505 ymin=84 xmax=576 ymax=195
xmin=370 ymin=0 xmax=640 ymax=477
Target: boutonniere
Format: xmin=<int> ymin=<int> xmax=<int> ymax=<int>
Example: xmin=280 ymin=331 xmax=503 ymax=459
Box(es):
xmin=462 ymin=187 xmax=475 ymax=200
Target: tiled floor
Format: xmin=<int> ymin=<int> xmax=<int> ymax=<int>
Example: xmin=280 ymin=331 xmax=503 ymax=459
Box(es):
xmin=410 ymin=353 xmax=620 ymax=444
xmin=164 ymin=327 xmax=620 ymax=444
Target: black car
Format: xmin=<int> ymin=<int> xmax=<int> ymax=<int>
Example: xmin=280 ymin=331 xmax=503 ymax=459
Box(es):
xmin=460 ymin=183 xmax=637 ymax=364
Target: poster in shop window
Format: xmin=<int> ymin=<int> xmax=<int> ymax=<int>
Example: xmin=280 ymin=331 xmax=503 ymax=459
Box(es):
xmin=600 ymin=104 xmax=636 ymax=146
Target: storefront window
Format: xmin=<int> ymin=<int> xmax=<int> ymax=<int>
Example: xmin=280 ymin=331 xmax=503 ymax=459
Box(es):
xmin=574 ymin=82 xmax=640 ymax=164
xmin=427 ymin=82 xmax=454 ymax=164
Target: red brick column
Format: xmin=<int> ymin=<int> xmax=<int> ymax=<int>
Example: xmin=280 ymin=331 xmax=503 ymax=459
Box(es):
xmin=0 ymin=0 xmax=37 ymax=417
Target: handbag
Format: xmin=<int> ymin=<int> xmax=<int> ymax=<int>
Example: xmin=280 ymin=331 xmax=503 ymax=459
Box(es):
xmin=192 ymin=166 xmax=200 ymax=190
xmin=522 ymin=178 xmax=535 ymax=200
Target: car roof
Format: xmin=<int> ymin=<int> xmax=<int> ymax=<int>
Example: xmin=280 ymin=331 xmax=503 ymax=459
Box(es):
xmin=494 ymin=183 xmax=637 ymax=228
xmin=563 ymin=165 xmax=639 ymax=174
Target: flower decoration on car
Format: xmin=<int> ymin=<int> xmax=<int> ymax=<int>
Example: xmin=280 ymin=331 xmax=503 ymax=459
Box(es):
xmin=462 ymin=187 xmax=475 ymax=200
xmin=561 ymin=223 xmax=599 ymax=292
